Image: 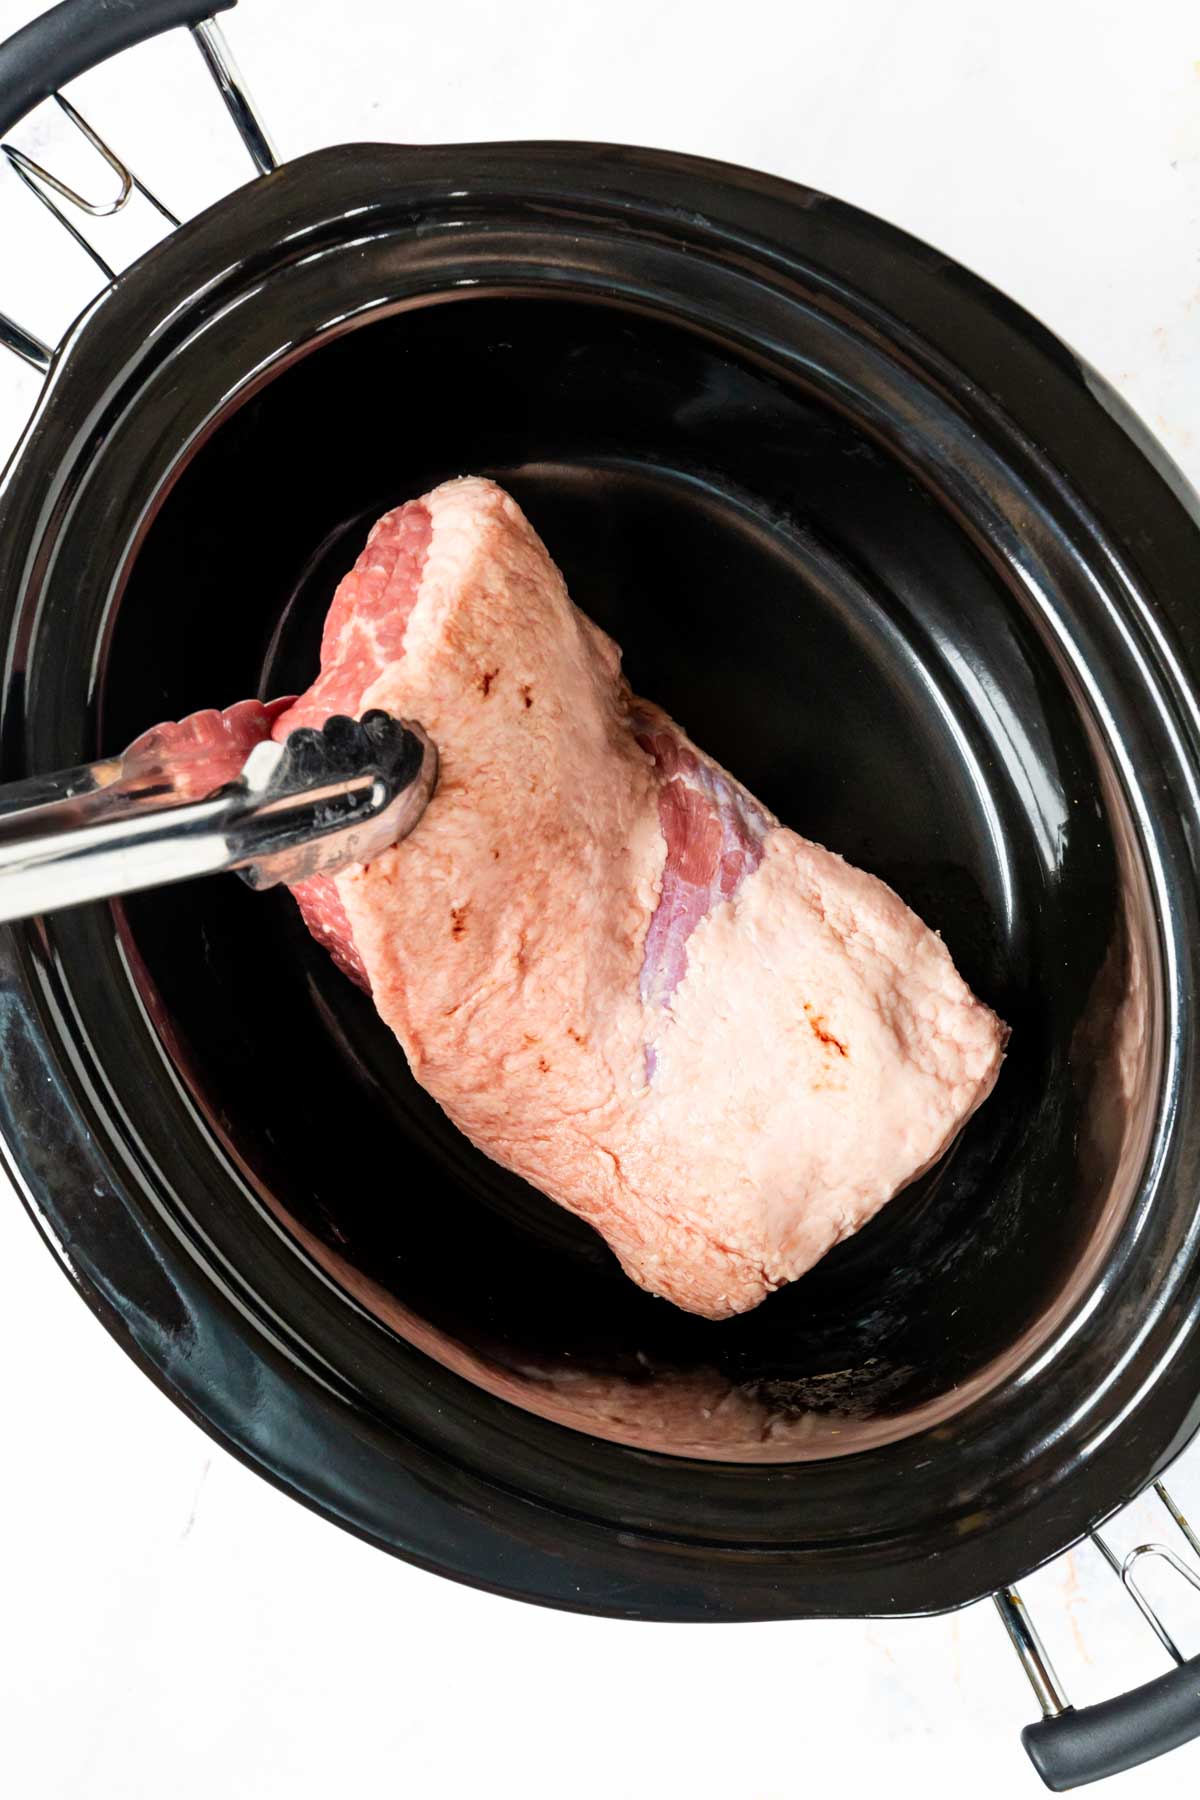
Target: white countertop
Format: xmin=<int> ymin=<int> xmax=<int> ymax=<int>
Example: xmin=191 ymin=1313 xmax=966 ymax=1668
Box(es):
xmin=3 ymin=2 xmax=1200 ymax=1794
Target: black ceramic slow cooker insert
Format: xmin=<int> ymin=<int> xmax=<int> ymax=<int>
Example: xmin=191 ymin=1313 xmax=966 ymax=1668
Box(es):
xmin=3 ymin=2 xmax=1200 ymax=1789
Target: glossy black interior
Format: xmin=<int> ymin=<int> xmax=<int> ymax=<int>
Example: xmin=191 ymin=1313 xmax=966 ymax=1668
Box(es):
xmin=3 ymin=144 xmax=1198 ymax=1617
xmin=107 ymin=296 xmax=1126 ymax=1450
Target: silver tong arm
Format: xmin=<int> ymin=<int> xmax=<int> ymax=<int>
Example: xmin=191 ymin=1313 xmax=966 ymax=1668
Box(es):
xmin=0 ymin=710 xmax=438 ymax=923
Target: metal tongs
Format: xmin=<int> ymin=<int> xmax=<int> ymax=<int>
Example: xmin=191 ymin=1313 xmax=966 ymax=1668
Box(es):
xmin=0 ymin=709 xmax=438 ymax=923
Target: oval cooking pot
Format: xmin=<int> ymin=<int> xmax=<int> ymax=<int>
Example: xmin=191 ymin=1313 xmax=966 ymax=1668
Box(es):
xmin=3 ymin=0 xmax=1200 ymax=1713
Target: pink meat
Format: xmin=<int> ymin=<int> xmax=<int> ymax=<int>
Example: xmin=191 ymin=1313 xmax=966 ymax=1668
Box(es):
xmin=123 ymin=696 xmax=294 ymax=799
xmin=279 ymin=503 xmax=432 ymax=991
xmin=281 ymin=503 xmax=431 ymax=731
xmin=262 ymin=478 xmax=1006 ymax=1319
xmin=633 ymin=712 xmax=772 ymax=1078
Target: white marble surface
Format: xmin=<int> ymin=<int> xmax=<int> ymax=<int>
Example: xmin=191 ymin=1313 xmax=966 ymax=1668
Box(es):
xmin=3 ymin=2 xmax=1200 ymax=1794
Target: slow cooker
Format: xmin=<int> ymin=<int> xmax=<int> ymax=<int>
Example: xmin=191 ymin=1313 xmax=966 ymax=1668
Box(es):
xmin=3 ymin=2 xmax=1200 ymax=1786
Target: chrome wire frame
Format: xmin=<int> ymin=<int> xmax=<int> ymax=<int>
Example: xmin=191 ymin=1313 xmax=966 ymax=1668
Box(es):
xmin=0 ymin=14 xmax=275 ymax=368
xmin=996 ymin=1480 xmax=1200 ymax=1716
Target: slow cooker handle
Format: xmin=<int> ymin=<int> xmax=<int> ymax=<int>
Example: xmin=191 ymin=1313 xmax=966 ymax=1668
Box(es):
xmin=998 ymin=1510 xmax=1200 ymax=1789
xmin=0 ymin=0 xmax=274 ymax=371
xmin=1020 ymin=1658 xmax=1200 ymax=1790
xmin=0 ymin=0 xmax=236 ymax=141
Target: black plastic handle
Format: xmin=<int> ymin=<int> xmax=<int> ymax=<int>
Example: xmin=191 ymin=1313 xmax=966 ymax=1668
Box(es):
xmin=1022 ymin=1655 xmax=1200 ymax=1790
xmin=0 ymin=0 xmax=236 ymax=140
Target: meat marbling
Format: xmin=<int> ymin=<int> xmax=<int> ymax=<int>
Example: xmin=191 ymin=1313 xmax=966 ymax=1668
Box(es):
xmin=145 ymin=479 xmax=1004 ymax=1318
xmin=257 ymin=477 xmax=1004 ymax=1318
